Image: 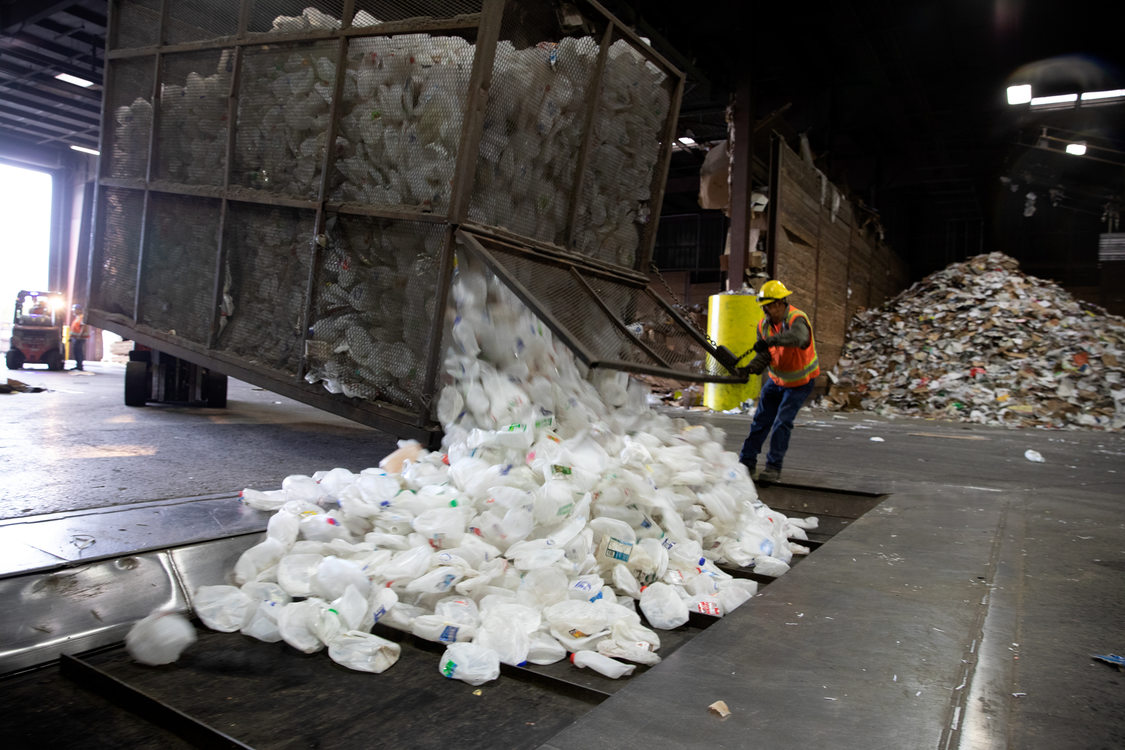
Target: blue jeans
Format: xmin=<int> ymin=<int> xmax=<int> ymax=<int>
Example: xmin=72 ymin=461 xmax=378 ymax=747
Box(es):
xmin=739 ymin=378 xmax=815 ymax=470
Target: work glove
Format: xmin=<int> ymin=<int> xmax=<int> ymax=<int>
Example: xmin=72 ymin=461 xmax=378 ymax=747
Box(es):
xmin=752 ymin=338 xmax=773 ymax=354
xmin=740 ymin=355 xmax=767 ymax=377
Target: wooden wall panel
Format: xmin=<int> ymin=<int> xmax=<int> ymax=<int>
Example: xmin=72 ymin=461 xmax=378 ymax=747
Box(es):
xmin=847 ymin=230 xmax=874 ymax=318
xmin=814 ymin=209 xmax=850 ymax=373
xmin=775 ymin=143 xmax=822 ymax=317
xmin=767 ymin=140 xmax=912 ymax=383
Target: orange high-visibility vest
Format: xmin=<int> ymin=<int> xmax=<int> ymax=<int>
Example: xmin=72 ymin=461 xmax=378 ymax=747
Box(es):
xmin=70 ymin=318 xmax=89 ymax=340
xmin=756 ymin=305 xmax=820 ymax=387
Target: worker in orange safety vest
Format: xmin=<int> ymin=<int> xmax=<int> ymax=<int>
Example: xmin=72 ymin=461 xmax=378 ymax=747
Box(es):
xmin=737 ymin=280 xmax=820 ymax=483
xmin=69 ymin=303 xmax=90 ymax=371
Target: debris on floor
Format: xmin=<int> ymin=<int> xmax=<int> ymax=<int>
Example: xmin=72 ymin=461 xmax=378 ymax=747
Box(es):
xmin=823 ymin=252 xmax=1125 ymax=430
xmin=1 ymin=379 xmax=46 ymax=394
xmin=1091 ymin=653 xmax=1125 ymax=670
xmin=708 ymin=699 xmax=732 ymax=717
xmin=630 ymin=374 xmax=705 ymax=408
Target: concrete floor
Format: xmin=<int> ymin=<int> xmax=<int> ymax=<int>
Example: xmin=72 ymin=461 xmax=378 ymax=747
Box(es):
xmin=1 ymin=358 xmax=1124 ymax=748
xmin=0 ymin=361 xmax=399 ymax=518
xmin=550 ymin=412 xmax=1125 ymax=750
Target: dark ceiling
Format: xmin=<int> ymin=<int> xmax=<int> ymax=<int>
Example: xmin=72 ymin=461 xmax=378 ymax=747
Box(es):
xmin=606 ymin=0 xmax=1125 ymax=281
xmin=0 ymin=0 xmax=104 ymax=153
xmin=1 ymin=0 xmax=1122 ymax=281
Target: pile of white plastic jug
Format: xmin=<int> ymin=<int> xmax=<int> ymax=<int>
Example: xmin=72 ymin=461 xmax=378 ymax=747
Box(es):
xmin=127 ymin=251 xmax=817 ymax=685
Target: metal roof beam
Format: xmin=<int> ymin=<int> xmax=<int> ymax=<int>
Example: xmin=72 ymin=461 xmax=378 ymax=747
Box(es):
xmin=0 ymin=1 xmax=86 ymax=34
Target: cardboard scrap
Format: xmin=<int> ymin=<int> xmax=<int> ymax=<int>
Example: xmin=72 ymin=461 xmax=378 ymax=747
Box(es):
xmin=709 ymin=700 xmax=731 ymax=718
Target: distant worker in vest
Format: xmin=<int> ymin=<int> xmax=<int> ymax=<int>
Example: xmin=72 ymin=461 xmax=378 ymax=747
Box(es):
xmin=738 ymin=280 xmax=820 ymax=483
xmin=69 ymin=304 xmax=90 ymax=371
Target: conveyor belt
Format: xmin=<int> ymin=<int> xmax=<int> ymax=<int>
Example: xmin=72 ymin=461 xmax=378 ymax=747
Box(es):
xmin=1 ymin=483 xmax=885 ymax=748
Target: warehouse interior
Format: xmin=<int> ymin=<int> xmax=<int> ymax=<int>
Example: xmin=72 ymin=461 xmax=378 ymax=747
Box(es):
xmin=1 ymin=2 xmax=1124 ymax=749
xmin=2 ymin=0 xmax=1123 ymax=303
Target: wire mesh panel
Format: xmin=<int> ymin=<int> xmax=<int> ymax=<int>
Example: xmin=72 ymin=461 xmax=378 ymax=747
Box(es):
xmin=91 ymin=187 xmax=145 ymax=317
xmin=155 ymin=50 xmax=233 ymax=186
xmin=246 ymin=0 xmax=484 ymax=34
xmin=233 ymin=40 xmax=341 ymax=200
xmin=351 ymin=0 xmax=483 ymax=24
xmin=247 ymin=1 xmax=346 ymax=34
xmin=111 ymin=0 xmax=161 ymax=50
xmin=458 ymin=231 xmax=742 ymax=382
xmin=469 ymin=241 xmax=660 ymax=371
xmin=523 ymin=257 xmax=637 ymax=366
xmin=573 ymin=36 xmax=674 ymax=270
xmin=214 ymin=202 xmax=316 ymax=374
xmin=139 ymin=193 xmax=222 ymax=344
xmin=165 ymin=0 xmax=243 ymax=43
xmin=329 ymin=31 xmax=475 ymax=211
xmin=579 ymin=275 xmax=710 ymax=373
xmin=305 ymin=215 xmax=446 ymax=410
xmin=105 ymin=57 xmax=155 ymax=180
xmin=467 ymin=8 xmax=606 ymax=247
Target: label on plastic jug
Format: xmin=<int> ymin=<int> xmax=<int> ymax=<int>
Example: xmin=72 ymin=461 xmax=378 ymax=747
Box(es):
xmin=695 ymin=601 xmax=722 ymax=616
xmin=598 ymin=535 xmax=633 ymax=562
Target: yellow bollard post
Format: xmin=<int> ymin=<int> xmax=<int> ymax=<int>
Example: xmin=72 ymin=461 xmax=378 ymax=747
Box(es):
xmin=703 ymin=292 xmax=764 ymax=410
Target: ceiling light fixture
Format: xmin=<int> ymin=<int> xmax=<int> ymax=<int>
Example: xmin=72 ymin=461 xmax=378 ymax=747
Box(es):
xmin=55 ymin=73 xmax=95 ymax=88
xmin=1065 ymin=142 xmax=1087 ymax=156
xmin=69 ymin=145 xmax=100 ymax=156
xmin=678 ymin=136 xmax=696 ymax=147
xmin=1006 ymin=84 xmax=1032 ymax=105
xmin=1081 ymin=88 xmax=1125 ymax=102
xmin=1030 ymin=93 xmax=1079 ymax=107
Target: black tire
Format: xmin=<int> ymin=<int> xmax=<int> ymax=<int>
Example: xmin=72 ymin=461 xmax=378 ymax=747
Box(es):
xmin=204 ymin=370 xmax=228 ymax=408
xmin=124 ymin=360 xmax=149 ymax=406
xmin=5 ymin=349 xmax=24 ymax=370
xmin=44 ymin=350 xmax=63 ymax=371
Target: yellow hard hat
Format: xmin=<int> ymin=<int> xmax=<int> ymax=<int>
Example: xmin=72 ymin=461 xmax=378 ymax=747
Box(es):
xmin=757 ymin=279 xmax=792 ymax=305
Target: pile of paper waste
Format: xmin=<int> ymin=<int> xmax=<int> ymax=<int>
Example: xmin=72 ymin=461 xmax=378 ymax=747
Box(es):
xmin=825 ymin=252 xmax=1125 ymax=430
xmin=126 ymin=251 xmax=817 ymax=684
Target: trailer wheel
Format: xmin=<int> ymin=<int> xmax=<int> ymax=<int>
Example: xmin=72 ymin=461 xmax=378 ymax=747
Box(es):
xmin=124 ymin=360 xmax=149 ymax=406
xmin=204 ymin=370 xmax=227 ymax=408
xmin=5 ymin=349 xmax=23 ymax=370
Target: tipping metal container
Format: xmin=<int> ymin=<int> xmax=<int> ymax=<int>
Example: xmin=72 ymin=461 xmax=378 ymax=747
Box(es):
xmin=89 ymin=0 xmax=745 ymax=440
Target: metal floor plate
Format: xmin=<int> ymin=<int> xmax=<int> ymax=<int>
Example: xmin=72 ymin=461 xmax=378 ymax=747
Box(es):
xmin=0 ymin=494 xmax=270 ymax=579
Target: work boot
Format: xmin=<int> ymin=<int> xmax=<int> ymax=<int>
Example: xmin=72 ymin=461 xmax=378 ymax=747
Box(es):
xmin=739 ymin=459 xmax=757 ymax=480
xmin=757 ymin=465 xmax=781 ymax=484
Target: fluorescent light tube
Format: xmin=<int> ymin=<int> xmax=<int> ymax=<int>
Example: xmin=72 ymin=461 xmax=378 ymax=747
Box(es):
xmin=1081 ymin=88 xmax=1125 ymax=101
xmin=55 ymin=73 xmax=95 ymax=88
xmin=1030 ymin=93 xmax=1078 ymax=106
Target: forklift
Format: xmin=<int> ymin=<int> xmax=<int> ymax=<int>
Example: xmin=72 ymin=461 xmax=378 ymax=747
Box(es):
xmin=6 ymin=290 xmax=67 ymax=370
